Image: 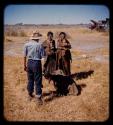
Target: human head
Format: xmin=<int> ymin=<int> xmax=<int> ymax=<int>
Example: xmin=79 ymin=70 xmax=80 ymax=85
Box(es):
xmin=47 ymin=31 xmax=53 ymax=40
xmin=30 ymin=31 xmax=42 ymax=41
xmin=59 ymin=32 xmax=66 ymax=40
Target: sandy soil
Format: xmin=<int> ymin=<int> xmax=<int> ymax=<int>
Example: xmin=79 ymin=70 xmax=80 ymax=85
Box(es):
xmin=4 ymin=27 xmax=109 ymax=121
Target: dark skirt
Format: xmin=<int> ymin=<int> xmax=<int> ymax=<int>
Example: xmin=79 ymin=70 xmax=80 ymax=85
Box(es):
xmin=44 ymin=54 xmax=56 ymax=74
xmin=58 ymin=57 xmax=71 ymax=75
xmin=56 ymin=49 xmax=71 ymax=75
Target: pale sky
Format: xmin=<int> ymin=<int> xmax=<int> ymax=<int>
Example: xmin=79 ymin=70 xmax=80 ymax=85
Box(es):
xmin=4 ymin=5 xmax=109 ymax=24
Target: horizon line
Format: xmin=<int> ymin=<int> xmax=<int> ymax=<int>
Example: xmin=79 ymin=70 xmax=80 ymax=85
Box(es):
xmin=4 ymin=23 xmax=90 ymax=25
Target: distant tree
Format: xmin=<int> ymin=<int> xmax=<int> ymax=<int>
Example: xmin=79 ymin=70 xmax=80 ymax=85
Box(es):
xmin=15 ymin=23 xmax=23 ymax=26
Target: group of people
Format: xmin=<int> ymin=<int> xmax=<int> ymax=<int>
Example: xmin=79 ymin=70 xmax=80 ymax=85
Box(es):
xmin=43 ymin=31 xmax=72 ymax=75
xmin=24 ymin=31 xmax=72 ymax=105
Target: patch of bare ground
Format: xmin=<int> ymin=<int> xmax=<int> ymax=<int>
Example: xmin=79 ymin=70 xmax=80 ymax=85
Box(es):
xmin=4 ymin=56 xmax=109 ymax=121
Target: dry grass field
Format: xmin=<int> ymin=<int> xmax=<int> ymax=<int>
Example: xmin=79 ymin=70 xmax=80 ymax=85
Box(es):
xmin=4 ymin=26 xmax=109 ymax=121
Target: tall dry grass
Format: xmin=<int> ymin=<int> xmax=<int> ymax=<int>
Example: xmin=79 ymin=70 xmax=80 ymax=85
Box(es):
xmin=4 ymin=55 xmax=109 ymax=121
xmin=4 ymin=26 xmax=109 ymax=121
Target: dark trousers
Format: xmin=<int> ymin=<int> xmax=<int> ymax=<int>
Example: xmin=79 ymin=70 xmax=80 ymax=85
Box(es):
xmin=27 ymin=59 xmax=42 ymax=97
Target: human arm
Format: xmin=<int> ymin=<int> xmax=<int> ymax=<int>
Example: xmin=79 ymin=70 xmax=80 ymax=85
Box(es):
xmin=24 ymin=56 xmax=27 ymax=71
xmin=40 ymin=44 xmax=47 ymax=73
xmin=63 ymin=40 xmax=71 ymax=49
xmin=40 ymin=44 xmax=46 ymax=58
xmin=23 ymin=44 xmax=28 ymax=71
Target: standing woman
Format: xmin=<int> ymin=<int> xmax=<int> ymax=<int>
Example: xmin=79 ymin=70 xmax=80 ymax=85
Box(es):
xmin=57 ymin=32 xmax=72 ymax=75
xmin=42 ymin=31 xmax=57 ymax=75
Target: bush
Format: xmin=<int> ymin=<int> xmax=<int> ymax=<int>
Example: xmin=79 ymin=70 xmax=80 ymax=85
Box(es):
xmin=11 ymin=30 xmax=18 ymax=36
xmin=19 ymin=30 xmax=27 ymax=37
xmin=5 ymin=29 xmax=27 ymax=37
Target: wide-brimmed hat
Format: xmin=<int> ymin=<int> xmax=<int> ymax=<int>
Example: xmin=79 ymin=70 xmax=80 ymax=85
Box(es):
xmin=30 ymin=31 xmax=42 ymax=40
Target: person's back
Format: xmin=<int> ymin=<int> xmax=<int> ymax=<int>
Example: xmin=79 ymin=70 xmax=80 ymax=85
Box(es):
xmin=24 ymin=40 xmax=45 ymax=60
xmin=24 ymin=32 xmax=45 ymax=105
